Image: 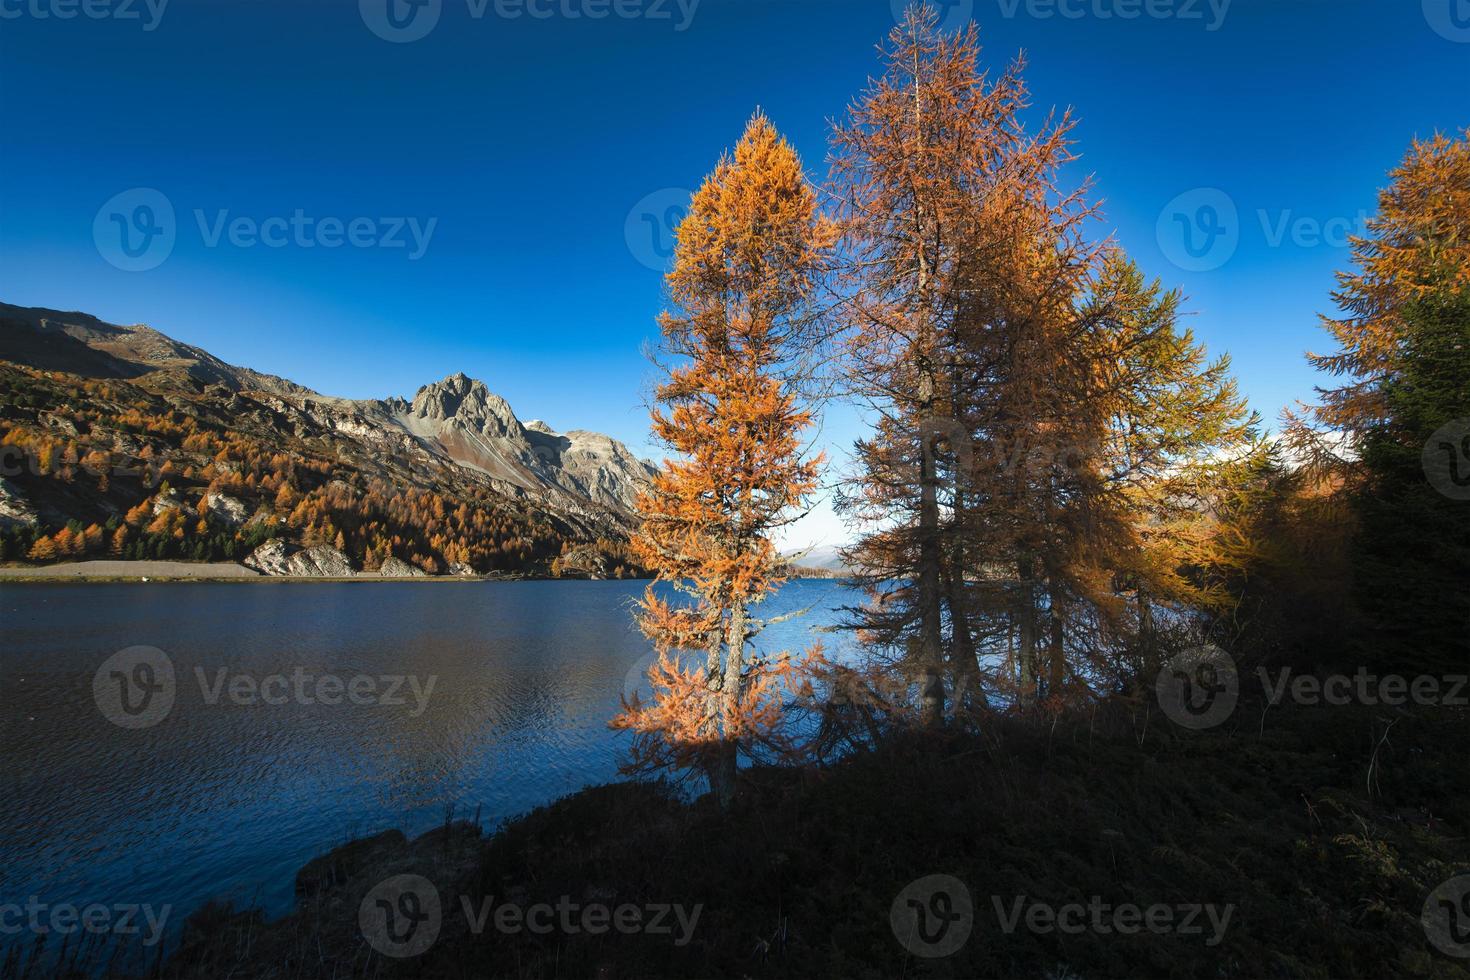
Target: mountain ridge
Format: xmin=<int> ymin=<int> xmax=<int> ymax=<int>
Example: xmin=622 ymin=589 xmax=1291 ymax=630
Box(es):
xmin=0 ymin=302 xmax=655 ymax=577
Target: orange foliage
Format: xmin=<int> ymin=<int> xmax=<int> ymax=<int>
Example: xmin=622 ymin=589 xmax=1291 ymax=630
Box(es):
xmin=611 ymin=113 xmax=828 ymax=805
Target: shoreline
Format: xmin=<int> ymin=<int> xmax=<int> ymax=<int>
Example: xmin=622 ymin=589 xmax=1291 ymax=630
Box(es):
xmin=0 ymin=559 xmax=519 ymax=583
xmin=0 ymin=560 xmax=844 ymax=584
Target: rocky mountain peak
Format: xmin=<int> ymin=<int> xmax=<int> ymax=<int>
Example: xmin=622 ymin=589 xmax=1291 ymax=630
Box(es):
xmin=410 ymin=373 xmax=523 ymax=440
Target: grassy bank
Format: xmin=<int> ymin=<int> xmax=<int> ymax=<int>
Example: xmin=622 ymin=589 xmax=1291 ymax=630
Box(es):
xmin=129 ymin=698 xmax=1470 ymax=980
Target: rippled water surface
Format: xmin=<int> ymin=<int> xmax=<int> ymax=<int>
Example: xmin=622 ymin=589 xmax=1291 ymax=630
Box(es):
xmin=0 ymin=578 xmax=856 ymax=950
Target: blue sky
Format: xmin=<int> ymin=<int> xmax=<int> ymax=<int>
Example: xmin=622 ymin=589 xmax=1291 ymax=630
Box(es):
xmin=2 ymin=0 xmax=1466 ymax=545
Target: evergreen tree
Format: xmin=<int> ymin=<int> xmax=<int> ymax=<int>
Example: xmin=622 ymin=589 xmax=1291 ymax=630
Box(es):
xmin=1356 ymin=287 xmax=1470 ymax=670
xmin=612 ymin=113 xmax=829 ymax=807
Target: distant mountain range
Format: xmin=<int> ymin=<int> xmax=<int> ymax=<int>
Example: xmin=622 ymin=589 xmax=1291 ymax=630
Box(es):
xmin=783 ymin=543 xmax=853 ymax=577
xmin=0 ymin=302 xmax=657 ymax=576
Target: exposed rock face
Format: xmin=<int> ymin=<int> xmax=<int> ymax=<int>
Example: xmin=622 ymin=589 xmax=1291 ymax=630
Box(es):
xmin=556 ymin=542 xmax=613 ymax=580
xmin=447 ymin=561 xmax=476 ymax=577
xmin=291 ymin=546 xmax=356 ymax=577
xmin=0 ymin=478 xmax=39 ymax=529
xmin=391 ymin=374 xmax=657 ymax=523
xmin=152 ymin=489 xmax=184 ymax=514
xmin=243 ymin=539 xmax=293 ymax=575
xmin=204 ymin=492 xmax=248 ymax=527
xmin=243 ymin=540 xmax=356 ymax=577
xmin=379 ymin=557 xmax=427 ymax=577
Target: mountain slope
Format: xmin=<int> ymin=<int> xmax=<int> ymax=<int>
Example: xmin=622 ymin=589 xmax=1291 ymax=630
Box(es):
xmin=0 ymin=302 xmax=653 ymax=577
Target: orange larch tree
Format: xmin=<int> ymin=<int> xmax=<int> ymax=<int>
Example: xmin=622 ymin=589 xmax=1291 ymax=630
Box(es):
xmin=1288 ymin=128 xmax=1470 ymax=469
xmin=611 ymin=112 xmax=830 ymax=808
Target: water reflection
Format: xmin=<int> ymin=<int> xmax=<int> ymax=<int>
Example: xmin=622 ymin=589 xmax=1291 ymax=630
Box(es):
xmin=0 ymin=578 xmax=856 ymax=951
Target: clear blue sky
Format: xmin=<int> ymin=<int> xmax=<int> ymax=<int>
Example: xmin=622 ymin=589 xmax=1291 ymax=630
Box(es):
xmin=2 ymin=0 xmax=1466 ymax=544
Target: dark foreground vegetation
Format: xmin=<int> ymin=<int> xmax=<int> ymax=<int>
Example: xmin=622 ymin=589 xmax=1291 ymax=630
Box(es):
xmin=8 ymin=696 xmax=1455 ymax=980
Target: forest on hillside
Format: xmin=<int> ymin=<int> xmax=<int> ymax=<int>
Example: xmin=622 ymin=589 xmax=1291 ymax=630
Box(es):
xmin=0 ymin=365 xmax=642 ymax=577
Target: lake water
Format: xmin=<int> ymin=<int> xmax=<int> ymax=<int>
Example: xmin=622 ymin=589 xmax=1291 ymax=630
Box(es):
xmin=0 ymin=578 xmax=858 ymax=958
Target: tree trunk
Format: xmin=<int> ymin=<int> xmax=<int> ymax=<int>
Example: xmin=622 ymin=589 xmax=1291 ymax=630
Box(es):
xmin=917 ymin=421 xmax=946 ymax=725
xmin=911 ymin=55 xmax=945 ymax=728
xmin=1137 ymin=585 xmax=1156 ymax=677
xmin=945 ymin=498 xmax=983 ymax=712
xmin=1047 ymin=593 xmax=1066 ymax=699
xmin=712 ymin=600 xmax=747 ymax=808
xmin=1017 ymin=556 xmax=1038 ymax=706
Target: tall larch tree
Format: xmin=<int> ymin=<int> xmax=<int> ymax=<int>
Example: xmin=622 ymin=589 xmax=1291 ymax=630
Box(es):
xmin=1292 ymin=129 xmax=1470 ymax=456
xmin=830 ymin=2 xmax=1097 ymax=718
xmin=1082 ymin=253 xmax=1264 ymax=685
xmin=611 ymin=113 xmax=829 ymax=808
xmin=1286 ymin=129 xmax=1470 ymax=671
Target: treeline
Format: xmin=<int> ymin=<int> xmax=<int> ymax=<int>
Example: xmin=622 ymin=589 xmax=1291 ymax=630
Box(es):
xmin=616 ymin=4 xmax=1468 ymax=799
xmin=0 ymin=366 xmax=640 ymax=575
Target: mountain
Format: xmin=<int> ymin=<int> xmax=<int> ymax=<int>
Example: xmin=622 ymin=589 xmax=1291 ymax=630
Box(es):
xmin=782 ymin=543 xmax=854 ymax=577
xmin=0 ymin=302 xmax=315 ymax=397
xmin=0 ymin=302 xmax=655 ymax=577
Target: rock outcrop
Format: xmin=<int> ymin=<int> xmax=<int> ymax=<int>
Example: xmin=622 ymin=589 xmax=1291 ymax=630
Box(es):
xmin=379 ymin=557 xmax=427 ymax=577
xmin=204 ymin=492 xmax=248 ymax=527
xmin=0 ymin=478 xmax=39 ymax=529
xmin=243 ymin=540 xmax=356 ymax=577
xmin=391 ymin=374 xmax=657 ymax=524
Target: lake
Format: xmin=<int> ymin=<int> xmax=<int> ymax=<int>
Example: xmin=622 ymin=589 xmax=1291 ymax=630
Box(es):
xmin=0 ymin=578 xmax=858 ymax=958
